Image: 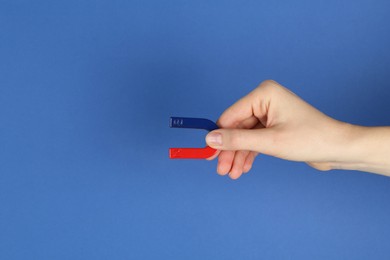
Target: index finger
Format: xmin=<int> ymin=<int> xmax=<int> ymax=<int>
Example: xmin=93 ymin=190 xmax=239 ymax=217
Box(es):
xmin=217 ymin=90 xmax=258 ymax=129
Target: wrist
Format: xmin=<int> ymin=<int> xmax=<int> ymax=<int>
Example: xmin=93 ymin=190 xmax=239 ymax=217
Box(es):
xmin=331 ymin=123 xmax=390 ymax=176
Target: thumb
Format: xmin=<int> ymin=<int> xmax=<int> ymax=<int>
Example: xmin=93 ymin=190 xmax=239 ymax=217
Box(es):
xmin=205 ymin=128 xmax=274 ymax=153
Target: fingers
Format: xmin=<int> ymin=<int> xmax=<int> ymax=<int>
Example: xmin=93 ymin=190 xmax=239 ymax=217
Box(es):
xmin=217 ymin=91 xmax=257 ymax=128
xmin=208 ymin=80 xmax=283 ymax=179
xmin=213 ymin=150 xmax=258 ymax=179
xmin=217 ymin=151 xmax=235 ymax=175
xmin=206 ymin=128 xmax=274 ymax=154
xmin=217 ymin=80 xmax=279 ymax=129
xmin=243 ymin=152 xmax=258 ymax=173
xmin=236 ymin=116 xmax=260 ymax=129
xmin=229 ymin=151 xmax=250 ymax=179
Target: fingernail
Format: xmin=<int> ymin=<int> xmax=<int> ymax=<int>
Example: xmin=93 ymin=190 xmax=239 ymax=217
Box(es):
xmin=206 ymin=132 xmax=223 ymax=146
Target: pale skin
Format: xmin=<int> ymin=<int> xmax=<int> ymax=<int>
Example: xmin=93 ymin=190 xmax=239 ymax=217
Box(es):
xmin=205 ymin=80 xmax=390 ymax=179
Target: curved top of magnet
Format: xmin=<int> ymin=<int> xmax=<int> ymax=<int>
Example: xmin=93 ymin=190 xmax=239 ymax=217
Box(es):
xmin=169 ymin=116 xmax=219 ymax=159
xmin=169 ymin=117 xmax=218 ymax=132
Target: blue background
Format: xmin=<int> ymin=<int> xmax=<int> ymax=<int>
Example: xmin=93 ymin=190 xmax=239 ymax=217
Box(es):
xmin=1 ymin=0 xmax=390 ymax=259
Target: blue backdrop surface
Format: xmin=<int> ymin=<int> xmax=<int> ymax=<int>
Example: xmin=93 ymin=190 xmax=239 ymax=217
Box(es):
xmin=1 ymin=0 xmax=390 ymax=259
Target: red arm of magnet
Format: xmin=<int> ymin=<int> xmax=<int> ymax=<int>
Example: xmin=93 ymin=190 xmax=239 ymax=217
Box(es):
xmin=169 ymin=146 xmax=217 ymax=159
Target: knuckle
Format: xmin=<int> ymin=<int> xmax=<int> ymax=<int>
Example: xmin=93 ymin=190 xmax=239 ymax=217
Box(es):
xmin=258 ymin=79 xmax=279 ymax=89
xmin=254 ymin=80 xmax=281 ymax=96
xmin=262 ymin=79 xmax=278 ymax=85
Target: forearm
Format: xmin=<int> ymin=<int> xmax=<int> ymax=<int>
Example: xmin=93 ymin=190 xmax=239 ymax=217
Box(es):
xmin=336 ymin=125 xmax=390 ymax=176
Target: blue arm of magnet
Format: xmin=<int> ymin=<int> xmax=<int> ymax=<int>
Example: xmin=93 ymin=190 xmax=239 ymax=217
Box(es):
xmin=169 ymin=117 xmax=218 ymax=131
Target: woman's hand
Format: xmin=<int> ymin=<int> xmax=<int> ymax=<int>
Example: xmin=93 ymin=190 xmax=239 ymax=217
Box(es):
xmin=206 ymin=80 xmax=390 ymax=179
